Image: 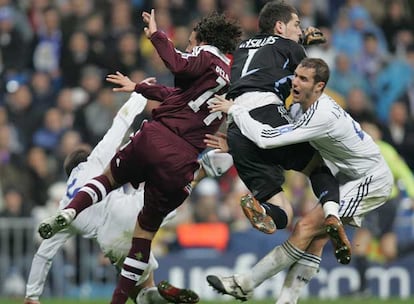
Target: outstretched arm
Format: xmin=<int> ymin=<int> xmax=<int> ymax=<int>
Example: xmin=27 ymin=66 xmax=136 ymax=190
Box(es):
xmin=142 ymin=9 xmax=211 ymax=76
xmin=209 ymin=95 xmax=319 ymax=149
xmin=106 ymin=72 xmax=177 ymax=101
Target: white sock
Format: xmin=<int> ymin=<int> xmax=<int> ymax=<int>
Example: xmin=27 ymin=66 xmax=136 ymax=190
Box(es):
xmin=243 ymin=241 xmax=305 ymax=288
xmin=136 ymin=286 xmax=167 ymax=304
xmin=276 ymin=253 xmax=321 ymax=304
xmin=323 ymin=201 xmax=339 ymax=218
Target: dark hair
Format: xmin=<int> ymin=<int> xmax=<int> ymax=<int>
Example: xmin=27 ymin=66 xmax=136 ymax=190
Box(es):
xmin=194 ymin=12 xmax=242 ymax=54
xmin=258 ymin=0 xmax=298 ymax=34
xmin=63 ymin=146 xmax=91 ymax=177
xmin=299 ymin=58 xmax=330 ymax=90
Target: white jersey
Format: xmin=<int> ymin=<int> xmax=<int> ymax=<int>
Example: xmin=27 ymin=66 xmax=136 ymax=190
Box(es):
xmin=229 ymin=93 xmax=393 ymax=225
xmin=25 ymin=93 xmax=158 ymax=300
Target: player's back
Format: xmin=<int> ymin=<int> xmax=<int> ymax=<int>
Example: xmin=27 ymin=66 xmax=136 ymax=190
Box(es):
xmin=152 ymin=46 xmax=231 ymax=151
xmin=228 ymin=34 xmax=306 ymax=102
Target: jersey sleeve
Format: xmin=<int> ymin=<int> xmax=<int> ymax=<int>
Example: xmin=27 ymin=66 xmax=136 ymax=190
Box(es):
xmin=150 ymin=31 xmax=210 ymax=77
xmin=25 ymin=231 xmax=73 ymax=300
xmin=87 ymin=93 xmax=147 ymax=170
xmin=229 ymin=103 xmax=328 ymax=149
xmin=135 ymin=82 xmax=180 ymax=101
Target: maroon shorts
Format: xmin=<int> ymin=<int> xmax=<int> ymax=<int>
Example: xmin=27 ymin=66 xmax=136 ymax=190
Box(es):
xmin=110 ymin=121 xmax=200 ymax=231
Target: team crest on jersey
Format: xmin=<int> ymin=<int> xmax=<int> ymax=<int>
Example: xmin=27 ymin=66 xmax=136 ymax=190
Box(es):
xmin=134 ymin=251 xmax=144 ymax=261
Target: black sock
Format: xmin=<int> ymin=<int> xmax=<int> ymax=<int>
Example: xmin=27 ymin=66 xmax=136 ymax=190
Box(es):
xmin=309 ymin=165 xmax=339 ymax=205
xmin=261 ymin=202 xmax=288 ymax=229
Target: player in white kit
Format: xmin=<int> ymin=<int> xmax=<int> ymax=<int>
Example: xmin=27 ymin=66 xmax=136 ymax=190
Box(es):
xmin=206 ymin=58 xmax=393 ymax=303
xmin=24 ymin=92 xmax=217 ymax=304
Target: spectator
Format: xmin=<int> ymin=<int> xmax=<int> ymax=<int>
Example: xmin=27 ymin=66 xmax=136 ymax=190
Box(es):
xmin=347 ymin=4 xmax=388 ymax=54
xmin=296 ymin=0 xmax=331 ymax=29
xmin=0 ymin=6 xmax=28 ymax=76
xmin=0 ymin=0 xmax=33 ymax=43
xmin=4 ymin=85 xmax=43 ymax=151
xmin=109 ymin=31 xmax=143 ymax=76
xmin=380 ymin=0 xmax=414 ymax=54
xmin=31 ymin=5 xmax=62 ymax=83
xmin=106 ymin=0 xmax=138 ymax=55
xmin=0 ymin=125 xmax=30 ymax=197
xmin=354 ymin=32 xmax=388 ymax=88
xmin=29 ymin=71 xmax=57 ymax=111
xmin=60 ymin=0 xmax=94 ymax=46
xmin=55 ymin=88 xmax=76 ymax=129
xmin=83 ymin=12 xmax=108 ymax=67
xmin=32 ymin=107 xmax=67 ymax=153
xmin=345 ymin=87 xmax=375 ymax=122
xmin=0 ymin=187 xmax=32 ymax=217
xmin=60 ymin=31 xmax=97 ymax=87
xmin=382 ymin=101 xmax=414 ymax=171
xmin=327 ymin=52 xmax=370 ymax=97
xmin=0 ymin=105 xmax=21 ymax=153
xmin=25 ymin=146 xmax=57 ymax=207
xmin=372 ymin=44 xmax=414 ymax=122
xmin=331 ymin=8 xmax=362 ymax=56
xmin=83 ymin=88 xmax=122 ymax=146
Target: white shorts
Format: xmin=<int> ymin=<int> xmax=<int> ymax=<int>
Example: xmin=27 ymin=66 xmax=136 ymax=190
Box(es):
xmin=338 ymin=159 xmax=393 ymax=227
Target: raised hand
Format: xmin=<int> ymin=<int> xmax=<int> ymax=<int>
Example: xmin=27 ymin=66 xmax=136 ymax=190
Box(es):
xmin=208 ymin=94 xmax=235 ymax=114
xmin=106 ymin=71 xmax=136 ymax=92
xmin=142 ymin=9 xmax=157 ymax=38
xmin=204 ymin=132 xmax=229 ymax=153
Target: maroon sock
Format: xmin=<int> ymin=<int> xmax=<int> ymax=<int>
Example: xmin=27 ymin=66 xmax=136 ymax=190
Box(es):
xmin=111 ymin=238 xmax=151 ymax=304
xmin=65 ymin=174 xmax=112 ymax=215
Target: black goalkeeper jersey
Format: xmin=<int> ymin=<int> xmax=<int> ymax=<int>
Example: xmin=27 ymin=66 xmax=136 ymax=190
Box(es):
xmin=227 ymin=34 xmax=307 ymax=102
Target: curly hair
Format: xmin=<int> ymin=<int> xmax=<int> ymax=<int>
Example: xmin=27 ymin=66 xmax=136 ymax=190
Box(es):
xmin=258 ymin=0 xmax=298 ymax=34
xmin=194 ymin=12 xmax=242 ymax=54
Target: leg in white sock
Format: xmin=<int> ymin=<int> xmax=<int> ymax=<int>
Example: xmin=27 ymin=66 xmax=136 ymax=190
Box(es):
xmin=276 ymin=253 xmax=321 ymax=304
xmin=245 ymin=241 xmax=305 ymax=289
xmin=276 ymin=237 xmax=328 ymax=304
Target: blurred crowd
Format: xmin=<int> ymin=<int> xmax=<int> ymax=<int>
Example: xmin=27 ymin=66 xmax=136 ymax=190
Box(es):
xmin=0 ymin=0 xmax=414 ymax=279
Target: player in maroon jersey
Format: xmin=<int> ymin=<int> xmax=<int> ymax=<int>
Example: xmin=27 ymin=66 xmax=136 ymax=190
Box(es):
xmin=37 ymin=9 xmax=241 ymax=304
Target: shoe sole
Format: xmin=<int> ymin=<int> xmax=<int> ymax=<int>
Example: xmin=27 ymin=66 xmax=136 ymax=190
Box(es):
xmin=240 ymin=196 xmax=276 ymax=234
xmin=326 ymin=223 xmax=351 ymax=264
xmin=38 ymin=215 xmax=70 ymax=239
xmin=206 ymin=275 xmax=248 ymax=302
xmin=157 ymin=280 xmax=199 ymax=303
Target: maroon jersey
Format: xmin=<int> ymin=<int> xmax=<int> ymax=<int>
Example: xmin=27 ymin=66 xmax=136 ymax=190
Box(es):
xmin=135 ymin=31 xmax=231 ymax=152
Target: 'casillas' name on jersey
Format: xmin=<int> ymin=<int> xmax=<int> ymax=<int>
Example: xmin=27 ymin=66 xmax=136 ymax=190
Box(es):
xmin=239 ymin=36 xmax=279 ymax=49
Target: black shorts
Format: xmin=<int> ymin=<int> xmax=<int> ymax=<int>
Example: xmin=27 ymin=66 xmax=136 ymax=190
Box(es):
xmin=227 ymin=104 xmax=316 ymax=202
